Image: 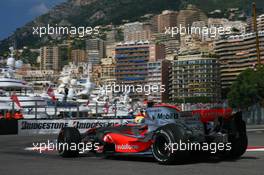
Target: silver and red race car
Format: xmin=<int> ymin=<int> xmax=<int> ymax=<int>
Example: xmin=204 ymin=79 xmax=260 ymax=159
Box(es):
xmin=57 ymin=103 xmax=248 ymax=164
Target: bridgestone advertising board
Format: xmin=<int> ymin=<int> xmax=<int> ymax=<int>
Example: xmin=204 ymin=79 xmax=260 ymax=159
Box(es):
xmin=18 ymin=119 xmax=133 ymax=135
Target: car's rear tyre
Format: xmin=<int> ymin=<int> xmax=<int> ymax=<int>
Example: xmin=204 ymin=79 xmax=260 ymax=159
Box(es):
xmin=219 ymin=113 xmax=248 ymax=159
xmin=227 ymin=115 xmax=248 ymax=159
xmin=58 ymin=127 xmax=81 ymax=157
xmin=152 ymin=124 xmax=189 ymax=164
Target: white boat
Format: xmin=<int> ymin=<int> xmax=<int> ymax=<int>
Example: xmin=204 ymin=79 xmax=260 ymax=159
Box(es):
xmin=0 ymin=78 xmax=46 ymax=107
xmin=0 ymin=47 xmax=47 ymax=118
xmin=48 ymin=63 xmax=133 ymax=117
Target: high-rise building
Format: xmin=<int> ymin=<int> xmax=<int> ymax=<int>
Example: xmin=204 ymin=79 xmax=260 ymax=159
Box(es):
xmin=40 ymin=46 xmax=61 ymax=72
xmin=106 ymin=30 xmax=118 ymax=45
xmin=151 ymin=33 xmax=180 ymax=54
xmin=87 ymin=50 xmax=101 ymax=64
xmin=101 ymin=58 xmax=116 ymax=85
xmin=149 ymin=43 xmax=166 ymax=62
xmin=208 ymin=18 xmax=246 ymax=31
xmin=71 ymin=49 xmax=86 ymax=64
xmin=86 ymin=38 xmax=105 ymax=64
xmin=247 ymin=14 xmax=264 ymax=32
xmin=191 ymin=21 xmax=208 ymax=41
xmin=123 ymin=22 xmax=143 ymax=41
xmin=147 ymin=60 xmax=171 ymax=102
xmin=123 ymin=22 xmax=152 ymax=41
xmin=91 ymin=64 xmax=102 ymax=86
xmin=169 ymin=54 xmax=220 ymax=102
xmin=177 ymin=4 xmax=207 ymax=28
xmin=157 ymin=10 xmax=178 ymax=33
xmin=105 ymin=44 xmax=116 ymax=58
xmin=257 ymin=14 xmax=264 ymax=31
xmin=115 ymin=41 xmax=165 ymax=100
xmin=125 ymin=30 xmax=152 ymax=42
xmin=150 ymin=15 xmax=158 ymax=33
xmin=214 ymin=31 xmax=264 ymax=90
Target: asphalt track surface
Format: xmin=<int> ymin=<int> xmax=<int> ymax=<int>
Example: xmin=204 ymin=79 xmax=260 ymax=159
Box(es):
xmin=0 ymin=130 xmax=264 ymax=175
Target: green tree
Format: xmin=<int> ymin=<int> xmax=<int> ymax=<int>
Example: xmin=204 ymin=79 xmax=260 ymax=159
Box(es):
xmin=20 ymin=49 xmax=39 ymax=66
xmin=228 ymin=66 xmax=264 ymax=110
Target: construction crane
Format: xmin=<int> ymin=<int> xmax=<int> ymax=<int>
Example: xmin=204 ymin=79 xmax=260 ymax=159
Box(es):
xmin=252 ymin=2 xmax=261 ymax=66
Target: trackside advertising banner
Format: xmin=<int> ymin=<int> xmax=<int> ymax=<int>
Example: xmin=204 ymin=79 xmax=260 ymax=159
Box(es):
xmin=18 ymin=119 xmax=133 ymax=135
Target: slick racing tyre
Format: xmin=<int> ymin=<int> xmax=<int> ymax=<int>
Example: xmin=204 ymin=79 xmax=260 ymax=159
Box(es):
xmin=219 ymin=112 xmax=248 ymax=159
xmin=152 ymin=124 xmax=189 ymax=164
xmin=58 ymin=127 xmax=81 ymax=157
xmin=227 ymin=114 xmax=248 ymax=159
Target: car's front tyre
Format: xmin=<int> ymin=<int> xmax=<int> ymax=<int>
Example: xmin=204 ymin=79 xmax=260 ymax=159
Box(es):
xmin=58 ymin=127 xmax=81 ymax=157
xmin=152 ymin=124 xmax=189 ymax=164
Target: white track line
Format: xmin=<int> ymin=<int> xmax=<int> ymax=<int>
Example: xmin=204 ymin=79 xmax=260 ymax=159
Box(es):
xmin=247 ymin=148 xmax=264 ymax=152
xmin=247 ymin=128 xmax=264 ymax=132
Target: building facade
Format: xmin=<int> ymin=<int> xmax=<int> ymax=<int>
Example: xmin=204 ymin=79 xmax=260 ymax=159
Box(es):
xmin=40 ymin=46 xmax=61 ymax=72
xmin=123 ymin=22 xmax=144 ymax=41
xmin=151 ymin=33 xmax=180 ymax=55
xmin=157 ymin=10 xmax=178 ymax=33
xmin=169 ymin=54 xmax=220 ymax=102
xmin=91 ymin=64 xmax=102 ymax=86
xmin=87 ymin=50 xmax=101 ymax=64
xmin=147 ymin=60 xmax=171 ymax=103
xmin=86 ymin=38 xmax=105 ymax=64
xmin=123 ymin=22 xmax=152 ymax=42
xmin=71 ymin=49 xmax=86 ymax=64
xmin=177 ymin=4 xmax=207 ymax=28
xmin=247 ymin=14 xmax=264 ymax=32
xmin=125 ymin=30 xmax=152 ymax=42
xmin=101 ymin=58 xmax=116 ymax=85
xmin=214 ymin=31 xmax=264 ymax=89
xmin=115 ymin=42 xmax=165 ymax=100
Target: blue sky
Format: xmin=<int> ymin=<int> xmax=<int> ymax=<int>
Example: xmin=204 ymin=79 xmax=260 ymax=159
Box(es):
xmin=0 ymin=0 xmax=66 ymax=40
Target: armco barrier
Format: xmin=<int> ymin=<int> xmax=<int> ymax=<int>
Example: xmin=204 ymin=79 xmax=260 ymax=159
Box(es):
xmin=17 ymin=118 xmax=133 ymax=135
xmin=0 ymin=119 xmax=18 ymax=135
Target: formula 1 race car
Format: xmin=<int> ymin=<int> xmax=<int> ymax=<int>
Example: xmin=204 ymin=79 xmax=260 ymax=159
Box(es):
xmin=57 ymin=104 xmax=248 ymax=164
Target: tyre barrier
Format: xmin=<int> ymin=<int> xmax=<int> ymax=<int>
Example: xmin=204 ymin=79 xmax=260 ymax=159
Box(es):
xmin=0 ymin=119 xmax=18 ymax=135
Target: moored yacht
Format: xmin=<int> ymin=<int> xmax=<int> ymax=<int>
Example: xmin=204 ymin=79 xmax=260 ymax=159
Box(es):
xmin=0 ymin=48 xmax=47 ymax=118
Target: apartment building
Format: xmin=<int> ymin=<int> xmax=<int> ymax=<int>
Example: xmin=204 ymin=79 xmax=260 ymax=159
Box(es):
xmin=169 ymin=54 xmax=220 ymax=102
xmin=214 ymin=31 xmax=264 ymax=89
xmin=40 ymin=46 xmax=61 ymax=72
xmin=147 ymin=60 xmax=171 ymax=102
xmin=115 ymin=41 xmax=165 ymax=100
